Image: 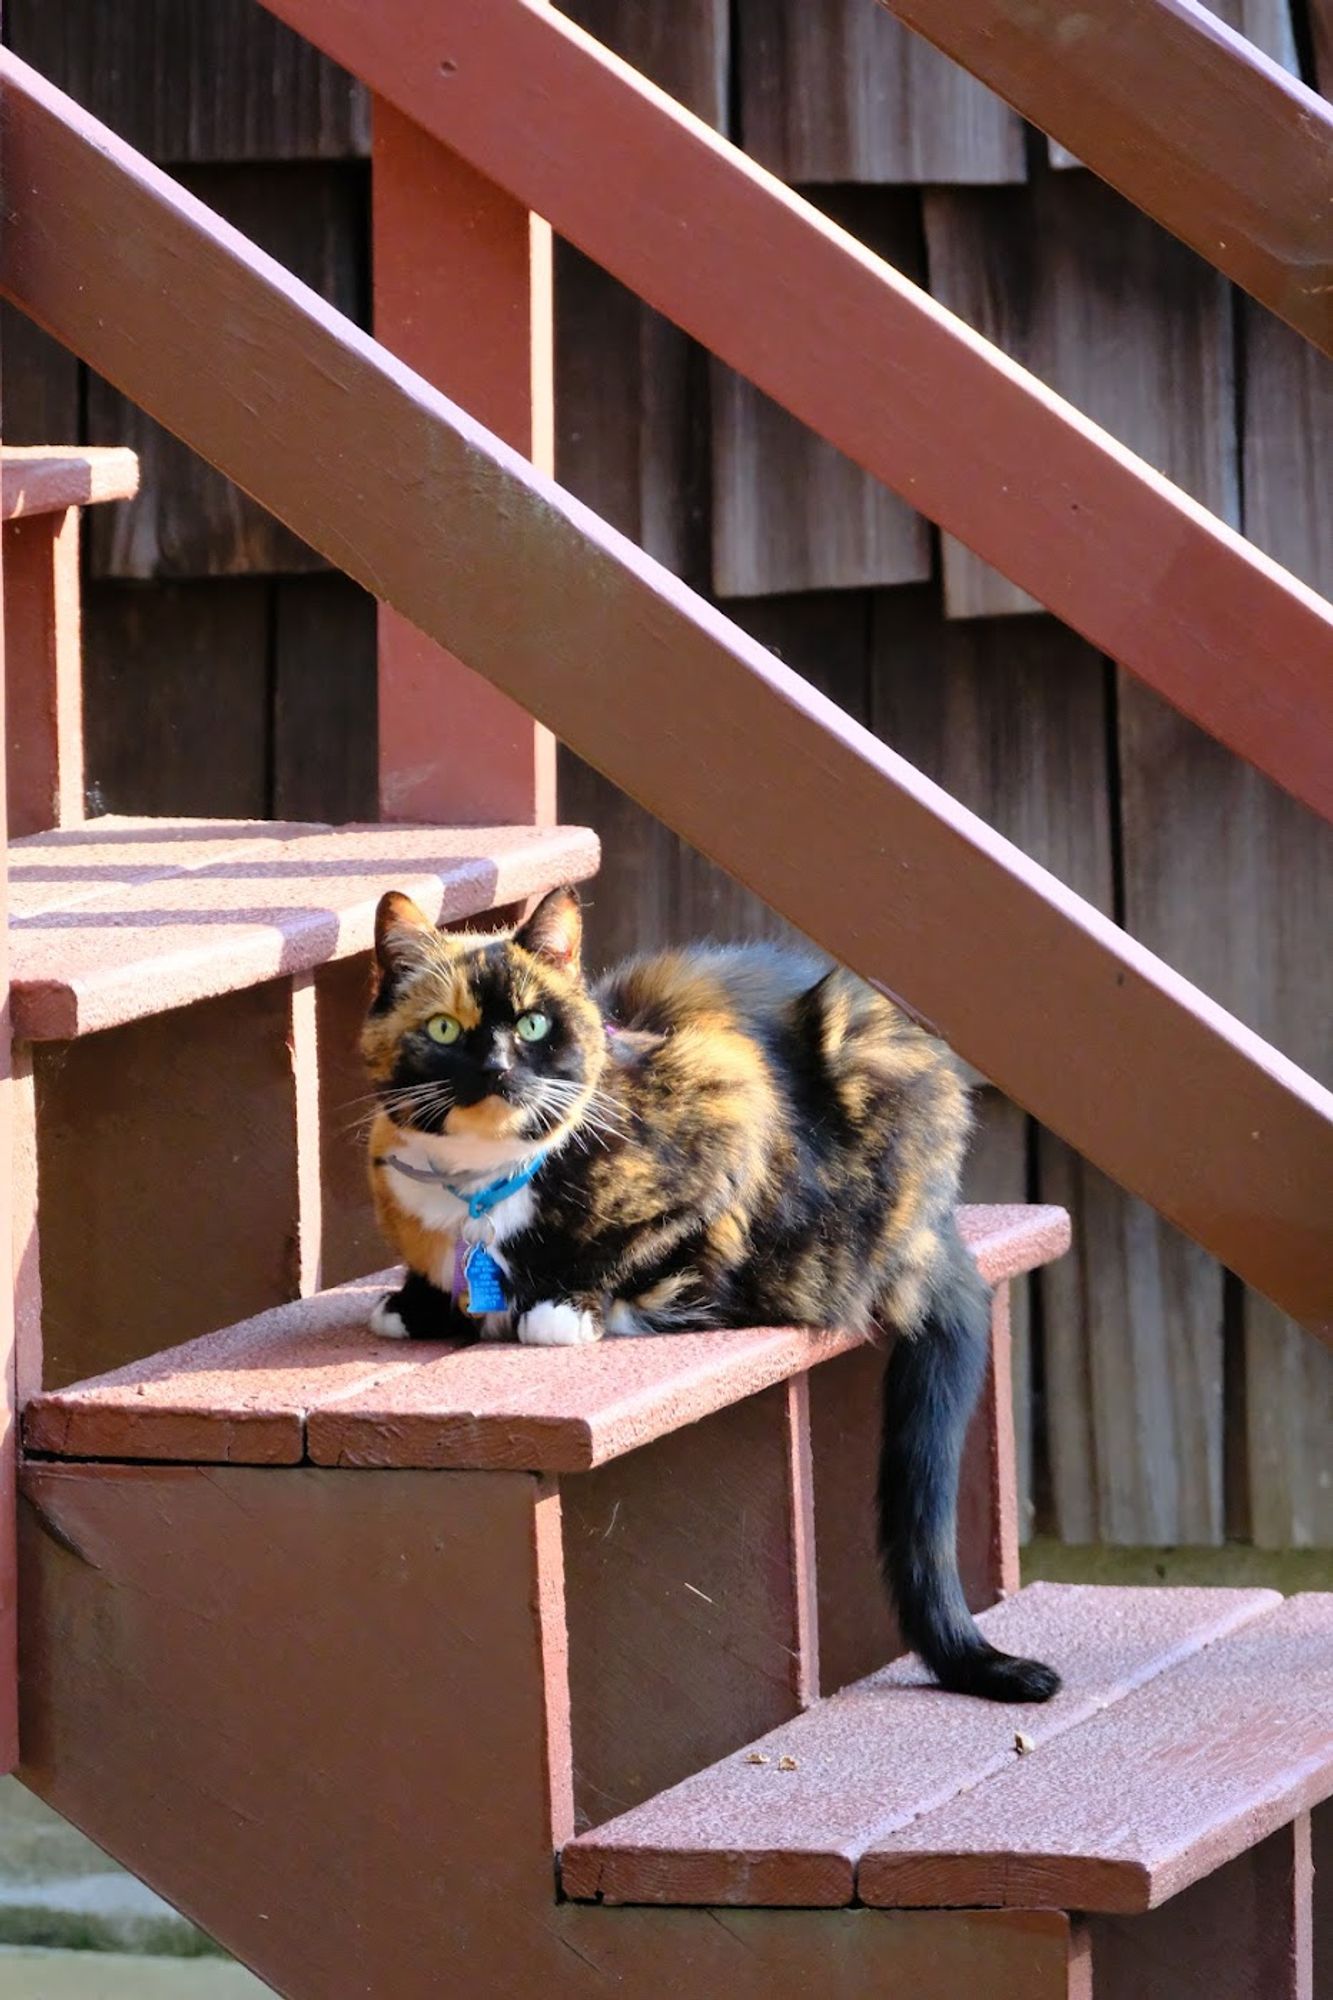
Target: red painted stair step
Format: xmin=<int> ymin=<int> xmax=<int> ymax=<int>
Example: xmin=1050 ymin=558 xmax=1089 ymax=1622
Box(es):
xmin=9 ymin=814 xmax=601 ymax=1037
xmin=23 ymin=1206 xmax=1068 ymax=1470
xmin=564 ymin=1590 xmax=1333 ymax=1916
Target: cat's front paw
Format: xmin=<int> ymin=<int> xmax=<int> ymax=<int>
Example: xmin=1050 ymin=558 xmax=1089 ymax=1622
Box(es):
xmin=517 ymin=1300 xmax=603 ymax=1347
xmin=370 ymin=1294 xmax=412 ymax=1340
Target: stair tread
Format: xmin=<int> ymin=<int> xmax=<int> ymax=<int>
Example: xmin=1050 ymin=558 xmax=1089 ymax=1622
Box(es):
xmin=1 ymin=444 xmax=139 ymax=518
xmin=563 ymin=1587 xmax=1333 ymax=1916
xmin=9 ymin=816 xmax=600 ymax=1037
xmin=859 ymin=1589 xmax=1333 ymax=1913
xmin=22 ymin=1206 xmax=1069 ymax=1471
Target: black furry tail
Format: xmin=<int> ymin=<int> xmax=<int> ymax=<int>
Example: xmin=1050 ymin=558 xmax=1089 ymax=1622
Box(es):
xmin=878 ymin=1237 xmax=1060 ymax=1704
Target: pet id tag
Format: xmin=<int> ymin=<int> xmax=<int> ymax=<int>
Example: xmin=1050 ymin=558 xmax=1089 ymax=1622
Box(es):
xmin=454 ymin=1239 xmax=508 ymax=1317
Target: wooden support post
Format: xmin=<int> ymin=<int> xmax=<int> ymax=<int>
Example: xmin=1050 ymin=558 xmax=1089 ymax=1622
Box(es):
xmin=1089 ymin=1817 xmax=1314 ymax=2000
xmin=807 ymin=1282 xmax=1018 ymax=1696
xmin=10 ymin=1044 xmax=39 ymax=1410
xmin=373 ymin=98 xmax=556 ymax=826
xmin=18 ymin=1458 xmax=1086 ymax=2000
xmin=0 ymin=443 xmax=16 ymax=1773
xmin=1315 ymin=1799 xmax=1332 ymax=2000
xmin=4 ymin=508 xmax=82 ymax=838
xmin=288 ymin=971 xmax=323 ymax=1299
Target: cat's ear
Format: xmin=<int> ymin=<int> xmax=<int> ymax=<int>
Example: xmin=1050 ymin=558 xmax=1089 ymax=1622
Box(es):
xmin=514 ymin=885 xmax=583 ymax=975
xmin=372 ymin=891 xmax=434 ymax=1002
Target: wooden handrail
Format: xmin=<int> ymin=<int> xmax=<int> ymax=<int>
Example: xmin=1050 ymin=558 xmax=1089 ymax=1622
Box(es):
xmin=255 ymin=0 xmax=1333 ymax=828
xmin=2 ymin=55 xmax=1328 ymax=1336
xmin=876 ymin=0 xmax=1333 ymax=359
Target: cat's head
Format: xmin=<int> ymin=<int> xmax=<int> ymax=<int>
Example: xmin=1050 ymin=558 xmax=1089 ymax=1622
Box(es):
xmin=361 ymin=885 xmax=606 ymax=1155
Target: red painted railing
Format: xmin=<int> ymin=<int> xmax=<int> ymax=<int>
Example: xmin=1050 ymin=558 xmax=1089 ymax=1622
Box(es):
xmin=2 ymin=53 xmax=1329 ymax=1338
xmin=257 ymin=0 xmax=1333 ymax=830
xmin=878 ymin=0 xmax=1333 ymax=358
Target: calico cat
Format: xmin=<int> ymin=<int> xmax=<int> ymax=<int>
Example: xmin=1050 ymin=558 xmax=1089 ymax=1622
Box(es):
xmin=362 ymin=883 xmax=1060 ymax=1704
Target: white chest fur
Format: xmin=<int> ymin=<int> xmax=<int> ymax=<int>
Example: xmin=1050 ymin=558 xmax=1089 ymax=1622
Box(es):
xmin=377 ymin=1132 xmax=538 ymax=1289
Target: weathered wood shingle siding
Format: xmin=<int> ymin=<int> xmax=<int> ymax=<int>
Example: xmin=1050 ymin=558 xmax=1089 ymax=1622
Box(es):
xmin=3 ymin=0 xmax=1327 ymax=1542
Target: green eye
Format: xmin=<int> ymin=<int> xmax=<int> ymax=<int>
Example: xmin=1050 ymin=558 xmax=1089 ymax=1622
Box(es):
xmin=516 ymin=1011 xmax=550 ymax=1044
xmin=425 ymin=1014 xmax=462 ymax=1046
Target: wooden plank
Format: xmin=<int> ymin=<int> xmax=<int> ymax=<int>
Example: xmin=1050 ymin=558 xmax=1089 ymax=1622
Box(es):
xmin=553 ymin=0 xmax=728 ymax=878
xmin=1317 ymin=0 xmax=1333 ymax=93
xmin=22 ymin=1276 xmax=416 ymax=1464
xmin=10 ymin=818 xmax=600 ymax=1040
xmin=33 ymin=979 xmax=301 ymax=1388
xmin=925 ymin=172 xmax=1236 ymax=619
xmin=24 ymin=1209 xmax=1067 ymax=1468
xmin=4 ymin=511 xmax=84 ymax=835
xmin=561 ymin=1386 xmax=807 ymax=1830
xmin=562 ymin=594 xmax=871 ymax=968
xmin=861 ymin=1593 xmax=1333 ymax=1912
xmin=4 ymin=0 xmax=369 ymax=161
xmin=1038 ymin=1135 xmax=1226 ymax=1543
xmin=1246 ymin=1297 xmax=1333 ymax=1547
xmin=1089 ymin=1817 xmax=1314 ymax=1999
xmin=88 ymin=162 xmax=365 ymax=580
xmin=874 ymin=0 xmax=1333 ymax=354
xmin=1238 ymin=268 xmax=1333 ymax=1552
xmin=1048 ymin=0 xmax=1300 ymax=166
xmin=250 ymin=0 xmax=1333 ymax=818
xmin=314 ymin=952 xmax=385 ymax=1290
xmin=562 ymin=0 xmax=729 ymax=127
xmin=868 ymin=594 xmax=1115 ymax=912
xmin=17 ymin=1459 xmax=1087 ymax=2000
xmin=962 ymin=1093 xmax=1034 ymax=1542
xmin=81 ymin=580 xmax=271 ymax=819
xmin=712 ymin=190 xmax=931 ymax=596
xmin=555 ymin=242 xmax=711 ymax=592
xmin=272 ymin=574 xmax=377 ymax=824
xmin=1117 ymin=678 xmax=1333 ymax=1542
xmin=289 ymin=971 xmax=323 ymax=1299
xmin=0 ymin=303 xmax=78 ymax=446
xmin=373 ymin=100 xmax=554 ymax=827
xmin=563 ymin=1583 xmax=1278 ymax=1906
xmin=869 ymin=597 xmax=1116 ymax=1542
xmin=1243 ymin=302 xmax=1333 ymax=642
xmin=1 ymin=447 xmax=138 ymax=519
xmin=737 ymin=0 xmax=1025 ymax=182
xmin=1316 ymin=1798 xmax=1332 ymax=2000
xmin=0 ymin=406 xmax=15 ymax=1774
xmin=4 ymin=59 xmax=1330 ymax=1331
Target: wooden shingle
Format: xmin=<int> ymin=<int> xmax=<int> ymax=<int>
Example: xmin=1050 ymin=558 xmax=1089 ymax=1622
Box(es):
xmin=712 ymin=188 xmax=931 ymax=597
xmin=5 ymin=0 xmax=369 ymax=161
xmin=737 ymin=0 xmax=1025 ymax=183
xmin=924 ymin=168 xmax=1237 ymax=620
xmin=87 ymin=162 xmax=366 ymax=580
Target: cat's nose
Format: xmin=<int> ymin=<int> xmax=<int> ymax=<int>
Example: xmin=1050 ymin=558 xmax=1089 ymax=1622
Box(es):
xmin=481 ymin=1043 xmax=514 ymax=1077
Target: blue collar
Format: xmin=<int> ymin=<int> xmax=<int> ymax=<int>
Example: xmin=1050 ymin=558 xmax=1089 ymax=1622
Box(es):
xmin=378 ymin=1148 xmax=548 ymax=1216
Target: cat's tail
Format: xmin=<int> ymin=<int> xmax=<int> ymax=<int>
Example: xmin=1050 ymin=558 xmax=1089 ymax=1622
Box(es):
xmin=877 ymin=1226 xmax=1060 ymax=1704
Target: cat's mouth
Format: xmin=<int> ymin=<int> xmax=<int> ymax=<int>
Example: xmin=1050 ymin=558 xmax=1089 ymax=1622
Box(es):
xmin=443 ymin=1097 xmax=527 ymax=1139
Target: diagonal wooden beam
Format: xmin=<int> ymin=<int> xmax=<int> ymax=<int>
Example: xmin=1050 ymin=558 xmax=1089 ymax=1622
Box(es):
xmin=253 ymin=0 xmax=1333 ymax=827
xmin=877 ymin=0 xmax=1333 ymax=359
xmin=1 ymin=53 xmax=1329 ymax=1336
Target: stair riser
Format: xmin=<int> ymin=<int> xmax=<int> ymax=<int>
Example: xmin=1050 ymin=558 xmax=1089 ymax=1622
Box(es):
xmin=17 ymin=1459 xmax=1086 ymax=2000
xmin=1087 ymin=1819 xmax=1313 ymax=2000
xmin=4 ymin=510 xmax=83 ymax=841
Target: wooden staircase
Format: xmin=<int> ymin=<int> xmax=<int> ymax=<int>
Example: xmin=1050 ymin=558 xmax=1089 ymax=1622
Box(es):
xmin=0 ymin=6 xmax=1330 ymax=1998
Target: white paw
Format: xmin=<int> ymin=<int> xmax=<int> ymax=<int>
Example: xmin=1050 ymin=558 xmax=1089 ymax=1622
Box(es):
xmin=370 ymin=1296 xmax=411 ymax=1340
xmin=517 ymin=1300 xmax=603 ymax=1347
